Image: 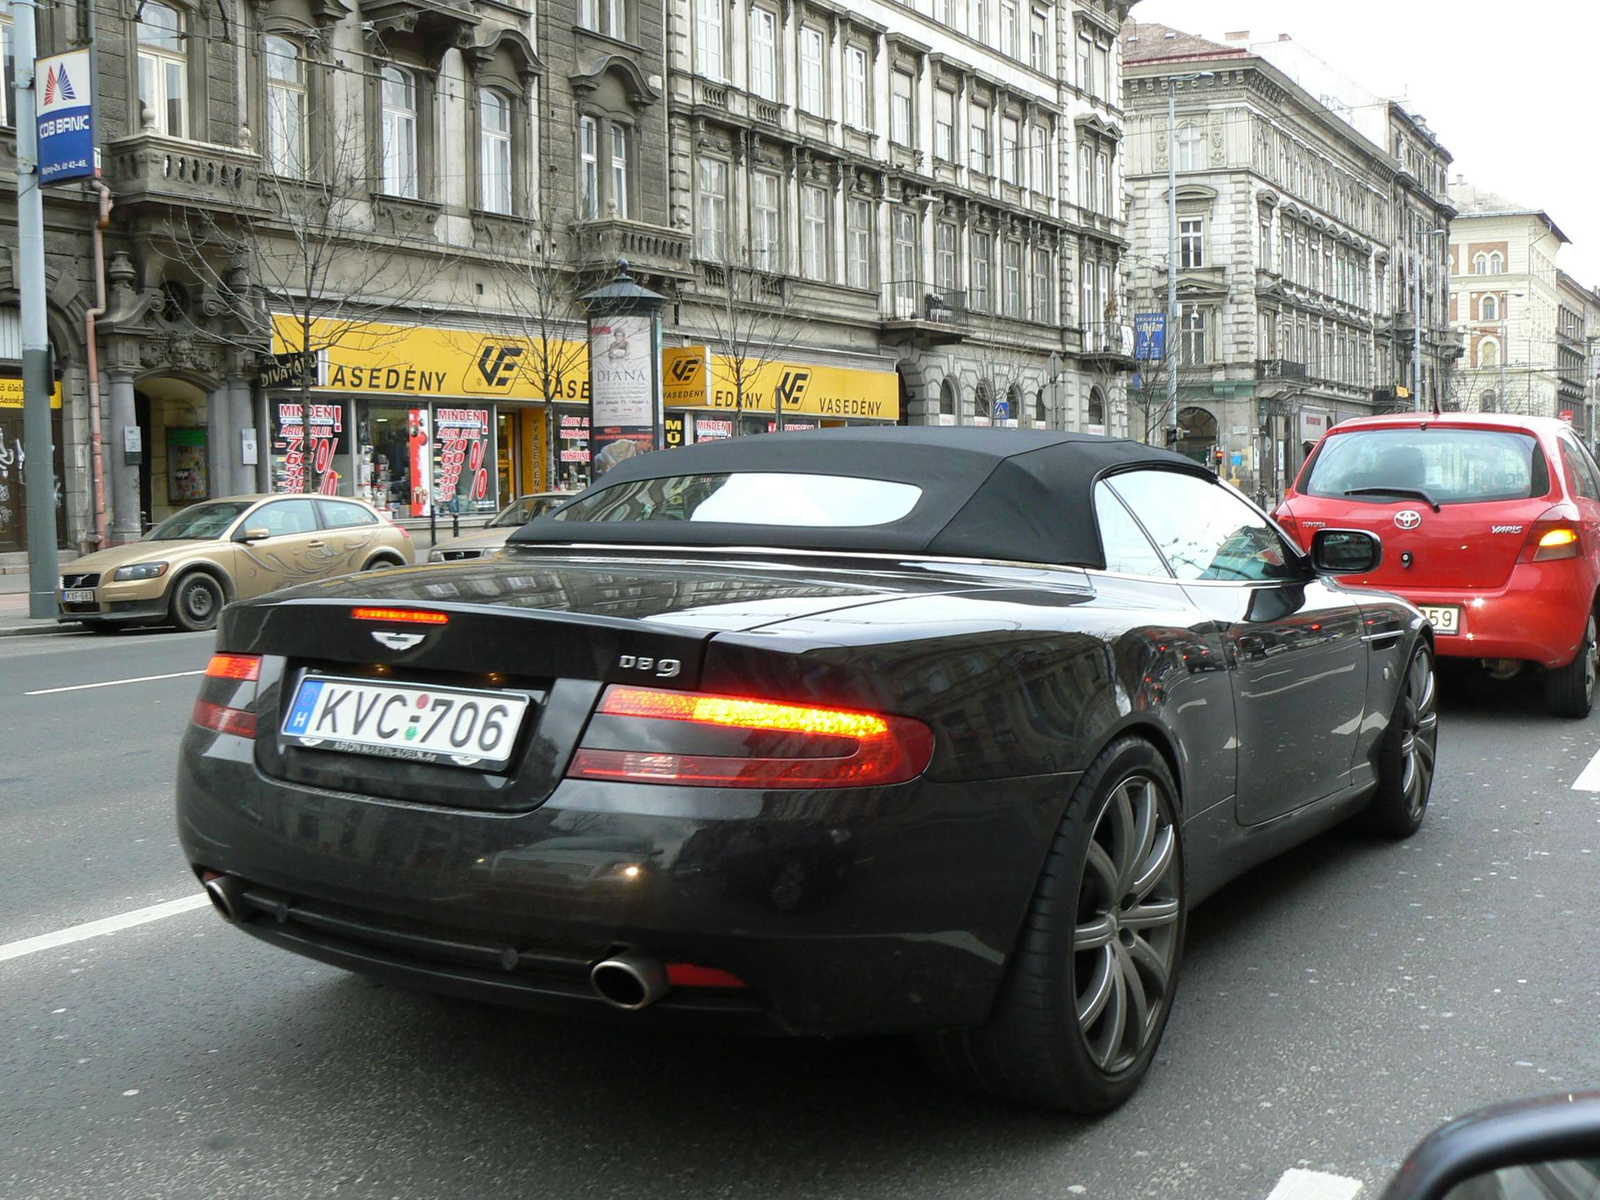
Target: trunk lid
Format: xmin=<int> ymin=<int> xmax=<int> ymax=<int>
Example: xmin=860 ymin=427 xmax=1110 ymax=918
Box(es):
xmin=223 ymin=554 xmax=974 ymax=812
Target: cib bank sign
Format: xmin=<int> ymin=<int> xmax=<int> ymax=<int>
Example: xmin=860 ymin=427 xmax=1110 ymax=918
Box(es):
xmin=36 ymin=50 xmax=99 ymax=185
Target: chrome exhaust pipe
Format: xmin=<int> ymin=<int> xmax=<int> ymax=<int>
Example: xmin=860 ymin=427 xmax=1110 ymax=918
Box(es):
xmin=590 ymin=952 xmax=670 ymax=1010
xmin=201 ymin=871 xmax=244 ymax=924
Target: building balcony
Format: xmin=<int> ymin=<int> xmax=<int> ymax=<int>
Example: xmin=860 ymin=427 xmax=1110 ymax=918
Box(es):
xmin=1080 ymin=322 xmax=1136 ymax=372
xmin=880 ymin=281 xmax=968 ymax=345
xmin=105 ymin=133 xmax=260 ymax=212
xmin=1256 ymin=359 xmax=1309 ymax=382
xmin=572 ymin=218 xmax=694 ymax=282
xmin=1438 ymin=328 xmax=1466 ymax=361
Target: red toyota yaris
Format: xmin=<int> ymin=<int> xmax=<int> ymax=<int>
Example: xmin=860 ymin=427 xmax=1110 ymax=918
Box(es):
xmin=1275 ymin=412 xmax=1600 ymax=717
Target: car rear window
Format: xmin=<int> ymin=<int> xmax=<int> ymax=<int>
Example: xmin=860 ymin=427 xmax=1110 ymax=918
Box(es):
xmin=1303 ymin=428 xmax=1550 ymax=505
xmin=552 ymin=473 xmax=923 ymax=527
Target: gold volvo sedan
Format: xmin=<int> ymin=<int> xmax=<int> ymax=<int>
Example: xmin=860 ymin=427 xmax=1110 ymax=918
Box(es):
xmin=59 ymin=495 xmax=414 ymax=633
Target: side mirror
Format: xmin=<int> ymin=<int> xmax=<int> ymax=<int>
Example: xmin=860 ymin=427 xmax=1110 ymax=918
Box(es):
xmin=1311 ymin=528 xmax=1382 ymax=575
xmin=1379 ymin=1092 xmax=1600 ymax=1200
xmin=237 ymin=527 xmax=271 ymax=543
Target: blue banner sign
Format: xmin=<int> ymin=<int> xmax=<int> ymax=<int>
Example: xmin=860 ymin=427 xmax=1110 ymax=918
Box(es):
xmin=1134 ymin=313 xmax=1166 ymax=362
xmin=37 ymin=51 xmax=98 ymax=185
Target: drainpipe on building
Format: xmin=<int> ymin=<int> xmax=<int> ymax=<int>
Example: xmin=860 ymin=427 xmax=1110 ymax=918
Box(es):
xmin=84 ymin=184 xmax=112 ymax=550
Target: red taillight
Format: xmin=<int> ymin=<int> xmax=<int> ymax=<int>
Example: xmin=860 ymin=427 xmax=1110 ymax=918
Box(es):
xmin=351 ymin=607 xmax=447 ymax=624
xmin=1520 ymin=505 xmax=1583 ymax=563
xmin=192 ymin=699 xmax=257 ymax=738
xmin=205 ymin=653 xmax=261 ymax=681
xmin=569 ymin=685 xmax=934 ymax=789
xmin=665 ymin=963 xmax=748 ymax=989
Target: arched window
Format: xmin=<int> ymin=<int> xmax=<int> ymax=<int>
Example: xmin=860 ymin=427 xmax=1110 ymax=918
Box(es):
xmin=1175 ymin=123 xmax=1204 ymax=172
xmin=138 ymin=3 xmax=187 ymax=137
xmin=1488 ymin=252 xmax=1505 ymax=275
xmin=264 ymin=37 xmax=305 ymax=176
xmin=1480 ymin=294 xmax=1499 ymax=323
xmin=975 ymin=380 xmax=994 ymax=424
xmin=380 ymin=66 xmax=419 ymax=198
xmin=479 ymin=89 xmax=513 ymax=214
xmin=1472 ymin=253 xmax=1487 ymax=275
xmin=1034 ymin=390 xmax=1047 ymax=428
xmin=939 ymin=377 xmax=958 ymax=421
xmin=1480 ymin=389 xmax=1498 ymax=412
xmin=1479 ymin=338 xmax=1499 ymax=368
xmin=1005 ymin=383 xmax=1024 ymax=424
xmin=1086 ymin=386 xmax=1105 ymax=430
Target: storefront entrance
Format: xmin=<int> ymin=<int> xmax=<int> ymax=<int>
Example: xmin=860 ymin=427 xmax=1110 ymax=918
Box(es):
xmin=0 ymin=381 xmax=66 ymax=553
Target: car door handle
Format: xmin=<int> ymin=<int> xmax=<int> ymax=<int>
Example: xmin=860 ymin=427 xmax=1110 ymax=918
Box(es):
xmin=1362 ymin=629 xmax=1404 ymax=646
xmin=306 ymin=540 xmax=326 ymax=548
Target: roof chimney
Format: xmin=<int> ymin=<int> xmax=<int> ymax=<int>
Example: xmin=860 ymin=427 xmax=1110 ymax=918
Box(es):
xmin=1224 ymin=30 xmax=1249 ymax=41
xmin=1278 ymin=32 xmax=1291 ymax=41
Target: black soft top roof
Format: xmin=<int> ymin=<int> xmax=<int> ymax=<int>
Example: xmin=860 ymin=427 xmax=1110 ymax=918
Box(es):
xmin=509 ymin=427 xmax=1212 ymax=569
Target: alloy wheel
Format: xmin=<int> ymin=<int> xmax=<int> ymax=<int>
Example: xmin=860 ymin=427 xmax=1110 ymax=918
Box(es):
xmin=1585 ymin=617 xmax=1597 ymax=707
xmin=1399 ymin=648 xmax=1439 ymax=822
xmin=1073 ymin=774 xmax=1181 ymax=1074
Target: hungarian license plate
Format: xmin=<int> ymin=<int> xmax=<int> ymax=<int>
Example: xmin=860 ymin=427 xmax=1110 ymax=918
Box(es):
xmin=1418 ymin=605 xmax=1461 ymax=635
xmin=62 ymin=589 xmax=95 ymax=603
xmin=281 ymin=675 xmax=530 ymax=768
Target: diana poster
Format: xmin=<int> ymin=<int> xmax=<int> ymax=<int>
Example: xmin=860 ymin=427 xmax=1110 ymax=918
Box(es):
xmin=589 ymin=316 xmax=656 ymax=476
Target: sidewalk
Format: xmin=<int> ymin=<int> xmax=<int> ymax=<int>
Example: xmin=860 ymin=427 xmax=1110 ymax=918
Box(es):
xmin=0 ymin=590 xmax=78 ymax=638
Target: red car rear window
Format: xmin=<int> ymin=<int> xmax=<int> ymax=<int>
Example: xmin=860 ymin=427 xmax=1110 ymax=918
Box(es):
xmin=1303 ymin=428 xmax=1550 ymax=506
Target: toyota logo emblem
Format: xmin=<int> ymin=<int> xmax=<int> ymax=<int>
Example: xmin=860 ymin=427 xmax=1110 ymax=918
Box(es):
xmin=1394 ymin=510 xmax=1423 ymax=531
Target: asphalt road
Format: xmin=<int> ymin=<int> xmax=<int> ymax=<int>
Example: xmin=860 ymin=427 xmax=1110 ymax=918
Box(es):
xmin=3 ymin=633 xmax=1597 ymax=1200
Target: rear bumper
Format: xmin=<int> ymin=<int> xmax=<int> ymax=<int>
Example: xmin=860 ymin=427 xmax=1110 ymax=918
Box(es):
xmin=1379 ymin=563 xmax=1592 ymax=667
xmin=176 ymin=730 xmax=1072 ymax=1036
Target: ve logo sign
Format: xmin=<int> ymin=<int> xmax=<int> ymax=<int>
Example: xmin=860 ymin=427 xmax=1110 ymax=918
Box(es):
xmin=775 ymin=369 xmax=811 ymax=410
xmin=669 ymin=356 xmax=702 ymax=384
xmin=472 ymin=342 xmax=525 ymax=391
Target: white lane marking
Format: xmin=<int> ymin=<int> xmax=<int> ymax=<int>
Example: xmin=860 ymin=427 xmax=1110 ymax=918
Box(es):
xmin=1265 ymin=1169 xmax=1363 ymax=1200
xmin=0 ymin=895 xmax=211 ymax=963
xmin=1573 ymin=746 xmax=1600 ymax=791
xmin=25 ymin=669 xmax=204 ymax=696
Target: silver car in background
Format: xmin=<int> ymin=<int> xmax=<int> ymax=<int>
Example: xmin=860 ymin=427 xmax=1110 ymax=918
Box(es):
xmin=426 ymin=492 xmax=573 ymax=563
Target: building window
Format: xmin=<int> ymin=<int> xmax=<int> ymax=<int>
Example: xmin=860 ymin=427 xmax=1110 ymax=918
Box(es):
xmin=937 ymin=222 xmax=957 ymax=293
xmin=935 ymin=89 xmax=955 ymax=161
xmin=1081 ymin=266 xmax=1093 ymax=335
xmin=1031 ymin=248 xmax=1051 ymax=322
xmin=752 ymin=171 xmax=781 ymax=270
xmin=802 ymin=184 xmax=829 ymax=281
xmin=894 ymin=210 xmax=918 ymax=312
xmin=1077 ymin=33 xmax=1092 ymax=96
xmin=937 ymin=0 xmax=954 ymax=23
xmin=848 ymin=197 xmax=873 ymax=290
xmin=1029 ymin=123 xmax=1048 ymax=193
xmin=1000 ymin=117 xmax=1020 ymax=185
xmin=138 ymin=2 xmax=188 ymax=138
xmin=607 ymin=0 xmax=627 ymax=38
xmin=264 ymin=36 xmax=305 ymax=176
xmin=1079 ymin=146 xmax=1091 ymax=208
xmin=972 ymin=0 xmax=988 ymax=43
xmin=579 ymin=115 xmax=599 ymax=218
xmin=891 ymin=71 xmax=914 ymax=147
xmin=0 ymin=12 xmax=13 ymax=127
xmin=1180 ymin=305 xmax=1207 ymax=365
xmin=1002 ymin=240 xmax=1022 ymax=317
xmin=970 ymin=109 xmax=989 ymax=174
xmin=1095 ymin=151 xmax=1109 ymax=215
xmin=749 ymin=8 xmax=777 ymax=101
xmin=1259 ymin=215 xmax=1272 ymax=271
xmin=1098 ymin=261 xmax=1111 ymax=325
xmin=1488 ymin=251 xmax=1505 ymax=274
xmin=1175 ymin=123 xmax=1203 ymax=172
xmin=695 ymin=0 xmax=725 ymax=81
xmin=580 ymin=0 xmax=599 ymax=30
xmin=1179 ymin=217 xmax=1204 ymax=270
xmin=1479 ymin=338 xmax=1499 ymax=368
xmin=1000 ymin=0 xmax=1019 ymax=57
xmin=971 ymin=232 xmax=992 ymax=312
xmin=479 ymin=89 xmax=513 ymax=214
xmin=1481 ymin=293 xmax=1499 ymax=322
xmin=799 ymin=27 xmax=825 ymax=115
xmin=609 ymin=124 xmax=630 ymax=219
xmin=697 ymin=157 xmax=728 ymax=260
xmin=844 ymin=46 xmax=868 ymax=128
xmin=1029 ymin=9 xmax=1048 ymax=72
xmin=379 ymin=66 xmax=418 ymax=198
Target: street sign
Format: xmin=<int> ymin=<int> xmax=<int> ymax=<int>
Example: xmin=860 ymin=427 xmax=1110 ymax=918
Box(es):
xmin=1134 ymin=313 xmax=1166 ymax=361
xmin=1560 ymin=409 xmax=1575 ymax=425
xmin=36 ymin=50 xmax=97 ymax=185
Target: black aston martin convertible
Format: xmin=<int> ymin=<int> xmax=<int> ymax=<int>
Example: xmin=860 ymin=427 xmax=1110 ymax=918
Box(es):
xmin=176 ymin=428 xmax=1437 ymax=1111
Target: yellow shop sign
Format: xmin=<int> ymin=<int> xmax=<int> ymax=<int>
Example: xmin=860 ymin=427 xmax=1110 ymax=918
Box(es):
xmin=272 ymin=315 xmax=591 ymax=401
xmin=0 ymin=378 xmax=64 ymax=409
xmin=663 ymin=347 xmax=899 ymax=421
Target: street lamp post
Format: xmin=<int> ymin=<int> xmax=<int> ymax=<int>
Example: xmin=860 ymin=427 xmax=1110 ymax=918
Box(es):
xmin=1166 ymin=70 xmax=1212 ymax=451
xmin=1415 ymin=229 xmax=1448 ymax=412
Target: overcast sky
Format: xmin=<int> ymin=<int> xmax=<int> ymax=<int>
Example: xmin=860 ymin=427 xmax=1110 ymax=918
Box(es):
xmin=1130 ymin=0 xmax=1600 ymax=284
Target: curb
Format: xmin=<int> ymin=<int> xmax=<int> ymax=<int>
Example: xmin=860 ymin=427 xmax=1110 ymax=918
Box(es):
xmin=0 ymin=622 xmax=84 ymax=639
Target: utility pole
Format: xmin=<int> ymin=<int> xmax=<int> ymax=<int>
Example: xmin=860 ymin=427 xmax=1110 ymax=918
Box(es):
xmin=1166 ymin=77 xmax=1179 ymax=449
xmin=13 ymin=0 xmax=60 ymax=619
xmin=1412 ymin=250 xmax=1422 ymax=412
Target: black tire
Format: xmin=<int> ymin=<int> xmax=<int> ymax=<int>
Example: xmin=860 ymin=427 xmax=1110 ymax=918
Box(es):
xmin=917 ymin=737 xmax=1185 ymax=1112
xmin=1367 ymin=640 xmax=1439 ymax=837
xmin=1544 ymin=612 xmax=1597 ymax=719
xmin=168 ymin=571 xmax=225 ymax=632
xmin=362 ymin=555 xmax=401 ymax=571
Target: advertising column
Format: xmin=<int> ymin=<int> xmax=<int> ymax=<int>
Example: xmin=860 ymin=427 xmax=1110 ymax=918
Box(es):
xmin=583 ymin=267 xmax=666 ymax=479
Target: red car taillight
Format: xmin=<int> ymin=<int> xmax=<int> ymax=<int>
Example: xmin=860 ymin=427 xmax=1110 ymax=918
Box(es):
xmin=568 ymin=685 xmax=935 ymax=789
xmin=192 ymin=653 xmax=262 ymax=738
xmin=1520 ymin=504 xmax=1583 ymax=563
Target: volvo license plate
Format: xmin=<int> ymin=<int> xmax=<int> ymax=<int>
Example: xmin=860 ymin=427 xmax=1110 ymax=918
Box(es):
xmin=62 ymin=589 xmax=95 ymax=603
xmin=1418 ymin=605 xmax=1461 ymax=635
xmin=281 ymin=675 xmax=530 ymax=768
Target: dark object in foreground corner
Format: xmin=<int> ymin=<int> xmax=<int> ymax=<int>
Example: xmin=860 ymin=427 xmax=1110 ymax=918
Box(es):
xmin=1382 ymin=1092 xmax=1600 ymax=1200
